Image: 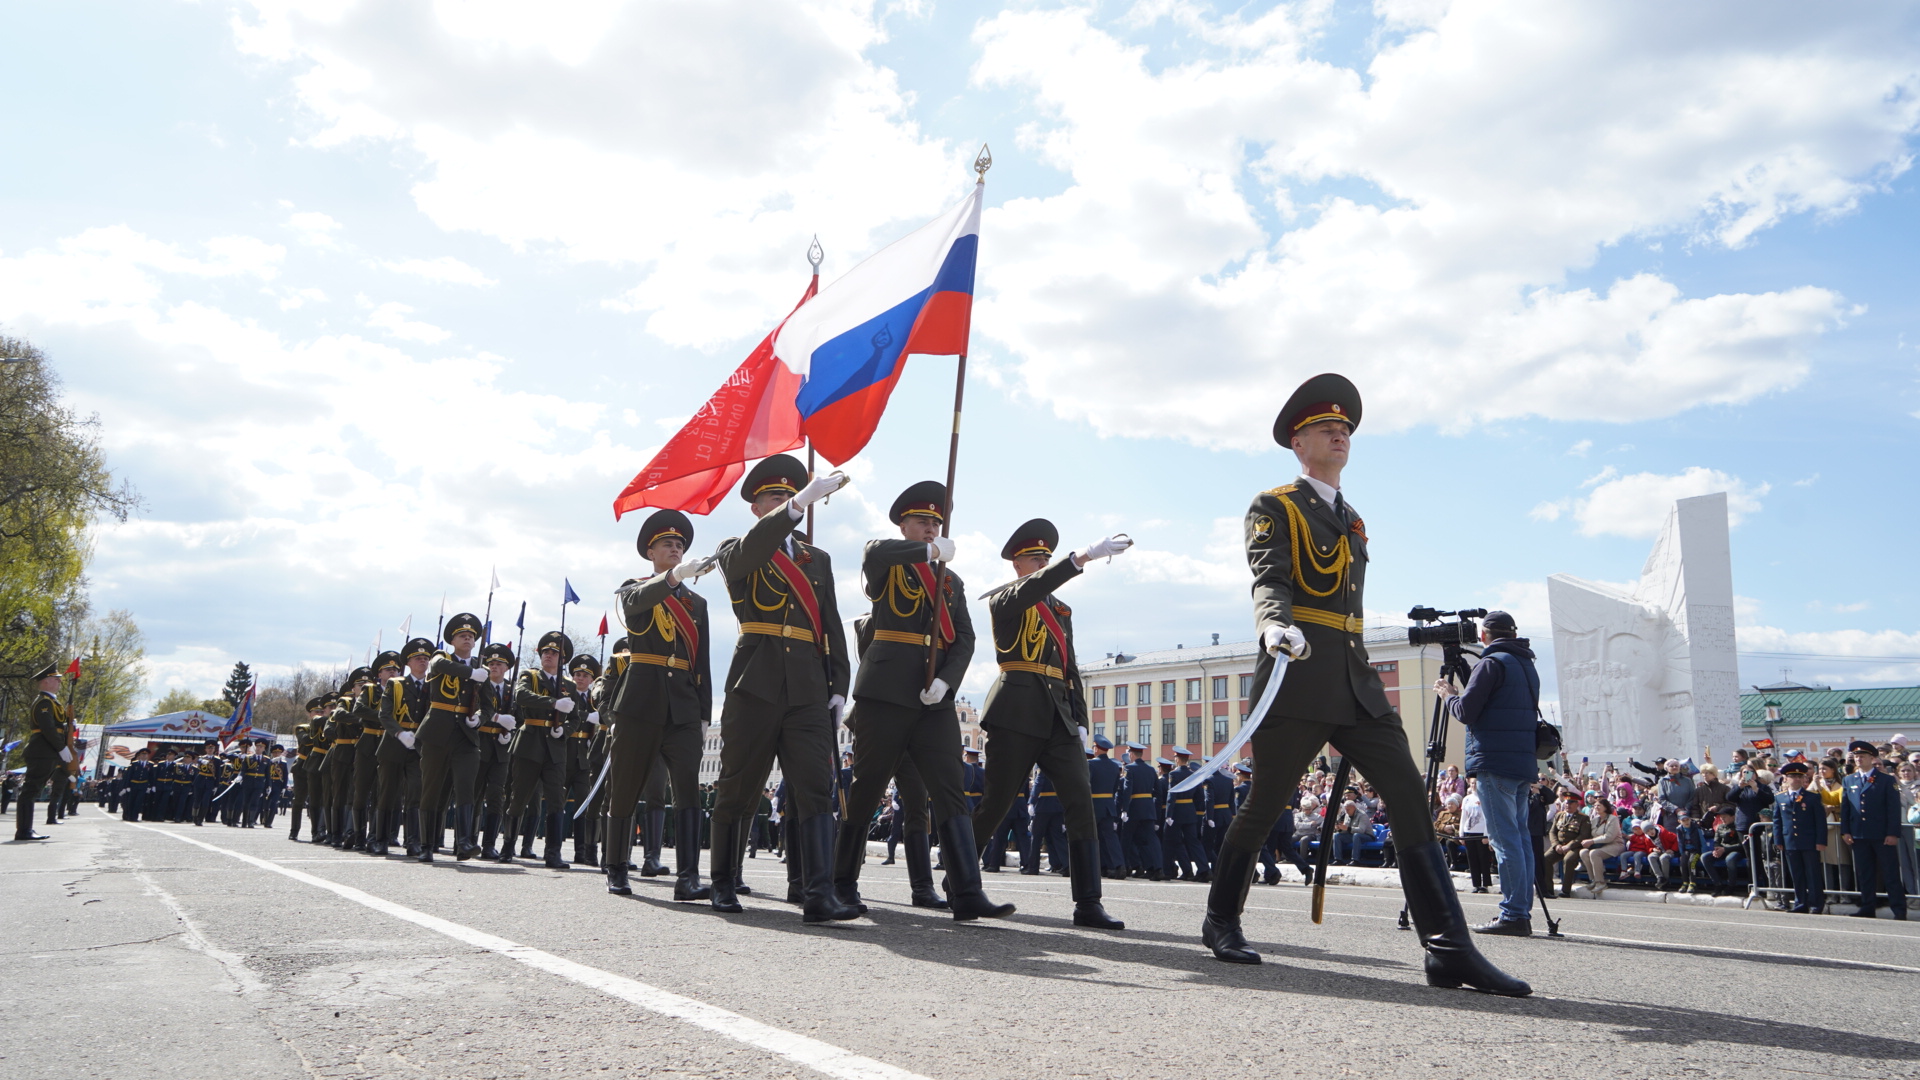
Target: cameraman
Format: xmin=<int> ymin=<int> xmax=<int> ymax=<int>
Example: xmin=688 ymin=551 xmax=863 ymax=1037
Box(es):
xmin=1434 ymin=610 xmax=1541 ymax=936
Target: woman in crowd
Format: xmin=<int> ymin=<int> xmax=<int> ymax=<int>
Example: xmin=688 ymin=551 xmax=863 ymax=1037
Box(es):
xmin=1460 ymin=779 xmax=1492 ymax=894
xmin=1578 ymin=795 xmax=1624 ymax=896
xmin=1692 ymin=764 xmax=1729 ymax=820
xmin=1815 ymin=759 xmax=1852 ymax=894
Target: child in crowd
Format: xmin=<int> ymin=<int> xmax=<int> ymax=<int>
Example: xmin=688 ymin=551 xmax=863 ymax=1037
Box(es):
xmin=1623 ymin=822 xmax=1655 ymax=882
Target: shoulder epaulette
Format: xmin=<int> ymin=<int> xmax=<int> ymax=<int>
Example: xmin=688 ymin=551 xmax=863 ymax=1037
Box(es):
xmin=1263 ymin=484 xmax=1298 ymax=497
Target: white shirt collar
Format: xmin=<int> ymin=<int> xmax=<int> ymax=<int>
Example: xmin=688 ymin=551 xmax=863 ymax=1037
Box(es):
xmin=1299 ymin=474 xmax=1339 ymax=504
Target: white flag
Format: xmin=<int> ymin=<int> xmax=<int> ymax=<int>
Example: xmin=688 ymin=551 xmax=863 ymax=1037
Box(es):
xmin=490 ymin=565 xmax=501 ymax=592
xmin=399 ymin=614 xmax=412 ymax=638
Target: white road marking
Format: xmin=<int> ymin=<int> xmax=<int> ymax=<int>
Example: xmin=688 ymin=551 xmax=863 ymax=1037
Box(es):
xmin=129 ymin=823 xmax=932 ymax=1080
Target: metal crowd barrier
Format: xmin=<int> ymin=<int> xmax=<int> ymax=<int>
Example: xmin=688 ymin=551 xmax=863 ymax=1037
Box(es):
xmin=1741 ymin=821 xmax=1867 ymax=911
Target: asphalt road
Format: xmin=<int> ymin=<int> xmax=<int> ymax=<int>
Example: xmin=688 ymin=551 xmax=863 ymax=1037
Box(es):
xmin=5 ymin=811 xmax=1918 ymax=1080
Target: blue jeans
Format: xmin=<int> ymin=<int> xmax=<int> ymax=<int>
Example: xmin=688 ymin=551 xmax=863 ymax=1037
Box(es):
xmin=1477 ymin=774 xmax=1535 ymax=923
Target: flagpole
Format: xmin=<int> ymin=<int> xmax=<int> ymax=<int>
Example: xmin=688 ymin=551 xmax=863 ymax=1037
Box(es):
xmin=805 ymin=235 xmax=823 ymax=546
xmin=924 ymin=148 xmax=990 ymax=690
xmin=482 ymin=566 xmax=497 ymax=646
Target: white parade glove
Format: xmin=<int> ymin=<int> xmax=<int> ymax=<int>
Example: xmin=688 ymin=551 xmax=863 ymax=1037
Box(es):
xmin=398 ymin=731 xmax=416 ymax=750
xmin=680 ymin=554 xmax=719 ymax=582
xmin=497 ymin=732 xmax=511 ymax=745
xmin=919 ymin=678 xmax=949 ymax=706
xmin=586 ymin=711 xmax=600 ymax=727
xmin=464 ymin=714 xmax=480 ymax=728
xmin=554 ymin=696 xmax=575 ymax=714
xmin=1076 ymin=534 xmax=1133 ymax=563
xmin=59 ymin=748 xmax=73 ymax=763
xmin=550 ymin=722 xmax=566 ymax=739
xmin=929 ymin=537 xmax=956 ymax=563
xmin=1263 ymin=624 xmax=1309 ymax=659
xmin=793 ymin=471 xmax=849 ymax=510
xmin=496 ymin=714 xmax=516 ymax=731
xmin=1166 ymin=817 xmax=1175 ymax=827
xmin=465 ymin=665 xmax=486 ymax=681
xmin=828 ymin=694 xmax=845 ymax=725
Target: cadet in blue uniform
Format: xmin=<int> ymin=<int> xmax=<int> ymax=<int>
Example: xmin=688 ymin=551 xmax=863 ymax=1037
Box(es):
xmin=1122 ymin=744 xmax=1163 ymax=879
xmin=1164 ymin=747 xmax=1209 ymax=881
xmin=241 ymin=738 xmax=270 ymax=827
xmin=1204 ymin=765 xmax=1237 ymax=865
xmin=123 ymin=748 xmax=152 ymax=822
xmin=1773 ymin=761 xmax=1826 ymax=914
xmin=1088 ymin=735 xmax=1126 ymax=877
xmin=1029 ymin=768 xmax=1067 ymax=875
xmin=962 ymin=748 xmax=985 ymax=813
xmin=1840 ymin=740 xmax=1907 ymax=919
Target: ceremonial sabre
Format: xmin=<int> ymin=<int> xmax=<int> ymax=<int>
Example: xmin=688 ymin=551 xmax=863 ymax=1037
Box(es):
xmin=213 ymin=774 xmax=245 ymax=802
xmin=1311 ymin=755 xmax=1352 ymax=925
xmin=1171 ymin=654 xmax=1291 ymax=794
xmin=574 ymin=756 xmax=612 ymax=820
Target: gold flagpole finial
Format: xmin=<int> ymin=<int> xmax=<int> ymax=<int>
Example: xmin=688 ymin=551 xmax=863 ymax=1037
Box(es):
xmin=974 ymin=143 xmax=992 ymax=183
xmin=807 ymin=234 xmax=823 ymax=273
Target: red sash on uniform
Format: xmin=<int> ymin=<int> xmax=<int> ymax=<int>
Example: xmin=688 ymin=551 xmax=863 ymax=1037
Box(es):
xmin=768 ymin=548 xmax=824 ymax=652
xmin=908 ymin=562 xmax=956 ymax=644
xmin=1031 ymin=601 xmax=1069 ymax=672
xmin=661 ymin=593 xmax=701 ymax=662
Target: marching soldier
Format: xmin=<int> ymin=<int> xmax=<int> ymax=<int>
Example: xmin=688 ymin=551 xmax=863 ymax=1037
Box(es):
xmin=505 ymin=634 xmax=573 ymax=869
xmin=124 ymin=747 xmax=152 ymax=823
xmin=376 ymin=638 xmax=435 ymax=856
xmin=289 ymin=712 xmax=317 ymax=839
xmin=704 ymin=456 xmax=856 ymax=921
xmin=1199 ymin=373 xmax=1528 ymax=996
xmin=567 ymin=654 xmax=607 ymax=868
xmin=351 ymin=653 xmax=400 ymax=849
xmin=11 ymin=663 xmax=69 ymax=841
xmin=604 ymin=509 xmax=715 ymax=901
xmin=1088 ymin=735 xmax=1126 ymax=878
xmin=832 ymin=481 xmax=1010 ymax=920
xmin=309 ymin=700 xmax=335 ymax=843
xmin=241 ymin=739 xmax=269 ymax=827
xmin=417 ymin=613 xmax=487 ymax=862
xmin=969 ymin=518 xmax=1131 ymax=929
xmin=192 ymin=739 xmax=220 ymax=827
xmin=1122 ymin=743 xmax=1163 ymax=879
xmin=326 ymin=672 xmax=368 ymax=847
xmin=264 ymin=747 xmax=288 ymax=830
xmin=1165 ymin=747 xmax=1209 ymax=881
xmin=473 ymin=646 xmax=515 ymax=861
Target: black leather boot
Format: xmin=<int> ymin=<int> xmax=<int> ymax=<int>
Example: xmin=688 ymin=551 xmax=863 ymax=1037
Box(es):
xmin=481 ymin=811 xmax=500 ymax=860
xmin=13 ymin=796 xmax=48 ymax=841
xmin=576 ymin=812 xmax=598 ymax=869
xmin=287 ymin=806 xmax=303 ymax=841
xmin=905 ymin=832 xmax=948 ymax=910
xmin=640 ymin=808 xmax=668 ymax=876
xmin=784 ymin=819 xmax=803 ymax=904
xmin=800 ymin=814 xmax=863 ymax=923
xmin=1399 ymin=840 xmax=1531 ymax=996
xmin=518 ymin=810 xmax=537 ymax=858
xmin=831 ymin=817 xmax=870 ymax=913
xmin=605 ymin=814 xmax=633 ymax=895
xmin=496 ymin=814 xmax=518 ymax=863
xmin=543 ymin=812 xmax=570 ymax=870
xmin=1069 ymin=839 xmax=1124 ymax=929
xmin=367 ymin=810 xmax=389 ymax=856
xmin=672 ymin=807 xmax=712 ymax=902
xmin=1201 ymin=844 xmax=1260 ymax=963
xmin=402 ymin=808 xmax=420 ymax=857
xmin=940 ymin=815 xmax=1015 ymax=922
xmin=709 ymin=817 xmax=744 ymax=913
xmin=418 ymin=808 xmax=437 ymax=863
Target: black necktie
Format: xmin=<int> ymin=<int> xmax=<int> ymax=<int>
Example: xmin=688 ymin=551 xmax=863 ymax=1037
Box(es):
xmin=1333 ymin=492 xmax=1347 ymax=520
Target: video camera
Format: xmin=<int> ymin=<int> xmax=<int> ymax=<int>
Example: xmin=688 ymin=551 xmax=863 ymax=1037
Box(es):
xmin=1405 ymin=606 xmax=1487 ymax=649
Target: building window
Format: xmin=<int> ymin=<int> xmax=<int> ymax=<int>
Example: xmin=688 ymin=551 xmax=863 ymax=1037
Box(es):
xmin=1115 ymin=720 xmax=1128 ymax=744
xmin=1213 ymin=716 xmax=1228 ymax=742
xmin=1212 ymin=676 xmax=1228 ymax=700
xmin=1373 ymin=661 xmax=1398 ymax=674
xmin=1092 ymin=686 xmax=1105 ymax=708
xmin=1239 ymin=674 xmax=1253 ymax=698
xmin=1093 ymin=723 xmax=1105 ymax=739
xmin=1161 ymin=681 xmax=1176 ymax=704
xmin=1186 ymin=718 xmax=1202 ymax=745
xmin=1843 ymin=701 xmax=1862 ymax=720
xmin=1138 ymin=683 xmax=1152 ymax=707
xmin=1114 ymin=684 xmax=1128 ymax=707
xmin=1162 ymin=720 xmax=1176 ymax=744
xmin=1186 ymin=678 xmax=1202 ymax=702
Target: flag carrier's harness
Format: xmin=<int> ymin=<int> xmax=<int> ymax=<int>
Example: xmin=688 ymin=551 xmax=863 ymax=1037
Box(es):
xmin=1398 ymin=609 xmax=1564 ymax=939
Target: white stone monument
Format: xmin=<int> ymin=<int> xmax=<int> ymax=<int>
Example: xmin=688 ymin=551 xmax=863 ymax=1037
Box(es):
xmin=1548 ymin=492 xmax=1741 ymax=766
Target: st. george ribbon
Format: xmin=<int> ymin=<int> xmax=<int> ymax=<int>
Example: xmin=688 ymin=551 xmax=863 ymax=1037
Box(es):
xmin=1170 ymin=655 xmax=1292 ymax=793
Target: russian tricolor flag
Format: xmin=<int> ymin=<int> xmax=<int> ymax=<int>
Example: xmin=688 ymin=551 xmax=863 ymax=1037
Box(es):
xmin=776 ymin=184 xmax=981 ymax=465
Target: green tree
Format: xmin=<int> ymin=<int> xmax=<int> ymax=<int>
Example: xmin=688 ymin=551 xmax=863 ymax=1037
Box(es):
xmin=153 ymin=688 xmax=203 ymax=714
xmin=221 ymin=661 xmax=254 ymax=709
xmin=66 ymin=609 xmax=146 ymax=725
xmin=199 ymin=698 xmax=234 ymax=719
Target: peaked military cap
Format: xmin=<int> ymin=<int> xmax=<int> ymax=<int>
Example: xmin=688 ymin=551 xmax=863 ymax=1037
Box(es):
xmin=1274 ymin=372 xmax=1361 ymax=446
xmin=890 ymin=480 xmax=948 ymax=525
xmin=638 ymin=508 xmax=694 ymax=555
xmin=1779 ymin=761 xmax=1810 ymax=776
xmin=1847 ymin=739 xmax=1878 ymax=755
xmin=1092 ymin=734 xmax=1114 ymax=749
xmin=444 ymin=612 xmax=483 ymax=641
xmin=739 ymin=453 xmax=808 ymax=502
xmin=536 ymin=630 xmax=574 ymax=662
xmin=29 ymin=661 xmax=57 ymax=681
xmin=963 ymin=746 xmax=980 ymax=756
xmin=303 ymin=697 xmax=325 ymax=712
xmin=1155 ymin=757 xmax=1174 ymax=767
xmin=1172 ymin=745 xmax=1192 ymax=757
xmin=1126 ymin=741 xmax=1147 ymax=751
xmin=1001 ymin=518 xmax=1058 ymax=561
xmin=610 ymin=634 xmax=632 ymax=655
xmin=343 ymin=667 xmax=371 ymax=691
xmin=569 ymin=654 xmax=602 ymax=678
xmin=480 ymin=642 xmax=515 ymax=666
xmin=372 ymin=650 xmax=402 ymax=673
xmin=402 ymin=636 xmax=436 ymax=662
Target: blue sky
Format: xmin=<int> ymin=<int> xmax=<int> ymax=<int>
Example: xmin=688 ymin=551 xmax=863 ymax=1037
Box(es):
xmin=2 ymin=0 xmax=1917 ymax=709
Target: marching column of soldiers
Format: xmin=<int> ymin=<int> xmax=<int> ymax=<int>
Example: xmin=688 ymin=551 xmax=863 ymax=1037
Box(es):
xmin=25 ymin=374 xmax=1532 ymax=996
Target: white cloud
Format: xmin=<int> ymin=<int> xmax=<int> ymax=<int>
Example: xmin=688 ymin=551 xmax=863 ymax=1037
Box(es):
xmin=1535 ymin=466 xmax=1768 ymax=539
xmin=1567 ymin=439 xmax=1592 ymax=457
xmin=1738 ymin=625 xmax=1920 ymax=688
xmin=286 ymin=210 xmax=344 ymax=249
xmin=232 ymin=0 xmax=964 ymax=350
xmin=379 ymin=256 xmax=496 ymax=287
xmin=964 ymin=3 xmax=1915 ymax=447
xmin=364 ymin=300 xmax=452 ymax=343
